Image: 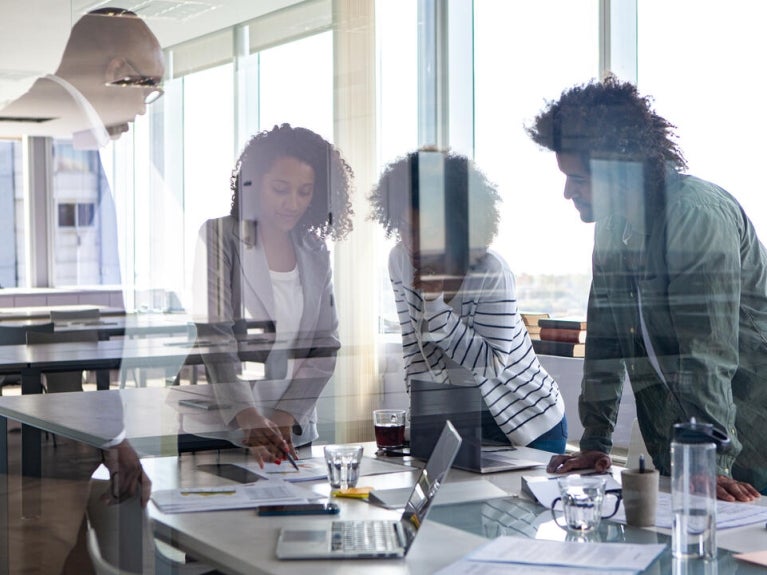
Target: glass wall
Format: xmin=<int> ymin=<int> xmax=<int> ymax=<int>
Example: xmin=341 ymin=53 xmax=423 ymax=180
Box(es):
xmin=51 ymin=141 xmax=118 ymax=286
xmin=474 ymin=0 xmax=599 ymax=316
xmin=3 ymin=1 xmax=767 ymax=571
xmin=637 ymin=0 xmax=767 ymax=239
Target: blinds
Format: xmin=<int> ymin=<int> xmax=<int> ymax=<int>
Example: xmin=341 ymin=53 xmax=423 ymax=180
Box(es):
xmin=165 ymin=0 xmax=331 ymax=80
xmin=166 ymin=28 xmax=234 ymax=79
xmin=248 ymin=0 xmax=331 ymax=53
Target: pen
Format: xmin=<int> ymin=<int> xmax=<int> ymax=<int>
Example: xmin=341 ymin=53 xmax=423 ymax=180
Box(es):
xmin=180 ymin=488 xmax=236 ymax=496
xmin=281 ymin=447 xmax=300 ymax=471
xmin=542 ymin=471 xmax=609 ymax=480
xmin=639 ymin=454 xmax=646 ymax=473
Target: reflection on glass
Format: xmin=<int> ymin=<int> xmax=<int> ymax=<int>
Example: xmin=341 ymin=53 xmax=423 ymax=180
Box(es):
xmin=193 ymin=124 xmax=353 ymax=458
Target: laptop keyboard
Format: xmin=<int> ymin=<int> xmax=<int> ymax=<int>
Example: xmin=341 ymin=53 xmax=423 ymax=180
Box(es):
xmin=331 ymin=520 xmax=401 ymax=552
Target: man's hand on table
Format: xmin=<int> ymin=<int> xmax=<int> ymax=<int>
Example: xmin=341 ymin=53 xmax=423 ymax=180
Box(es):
xmin=546 ymin=450 xmax=612 ymax=474
xmin=717 ymin=475 xmax=761 ymax=502
xmin=547 ymin=452 xmax=762 ymax=502
xmin=101 ymin=440 xmax=151 ymax=507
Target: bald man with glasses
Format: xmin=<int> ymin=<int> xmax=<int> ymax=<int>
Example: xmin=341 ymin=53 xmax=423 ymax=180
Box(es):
xmin=0 ymin=9 xmax=167 ymax=574
xmin=0 ymin=7 xmax=164 ymax=145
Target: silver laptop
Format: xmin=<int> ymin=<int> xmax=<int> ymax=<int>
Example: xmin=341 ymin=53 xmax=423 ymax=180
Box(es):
xmin=276 ymin=421 xmax=462 ymax=559
xmin=410 ymin=379 xmax=543 ymax=473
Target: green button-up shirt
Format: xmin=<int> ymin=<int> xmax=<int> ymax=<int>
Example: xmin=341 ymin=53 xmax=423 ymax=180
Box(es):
xmin=580 ymin=172 xmax=767 ymax=491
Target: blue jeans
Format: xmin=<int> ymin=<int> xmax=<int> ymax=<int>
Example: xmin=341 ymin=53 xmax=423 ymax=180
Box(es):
xmin=526 ymin=416 xmax=568 ymax=454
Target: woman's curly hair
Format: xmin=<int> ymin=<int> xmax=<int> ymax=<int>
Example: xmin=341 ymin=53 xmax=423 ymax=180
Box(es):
xmin=368 ymin=149 xmax=501 ymax=251
xmin=230 ymin=124 xmax=354 ymax=241
xmin=527 ymin=76 xmax=687 ymax=202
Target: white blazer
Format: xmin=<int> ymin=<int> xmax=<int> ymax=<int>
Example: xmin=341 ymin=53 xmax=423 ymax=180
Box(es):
xmin=193 ymin=215 xmax=340 ymax=445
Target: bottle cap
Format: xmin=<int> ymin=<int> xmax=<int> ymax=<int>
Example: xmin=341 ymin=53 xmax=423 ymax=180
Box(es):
xmin=673 ymin=418 xmax=731 ymax=452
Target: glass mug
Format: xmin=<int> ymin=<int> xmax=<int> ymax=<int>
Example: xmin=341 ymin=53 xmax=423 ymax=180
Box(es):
xmin=550 ymin=475 xmax=622 ymax=533
xmin=373 ymin=409 xmax=406 ymax=450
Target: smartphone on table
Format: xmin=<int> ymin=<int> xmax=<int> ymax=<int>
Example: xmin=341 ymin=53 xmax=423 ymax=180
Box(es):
xmin=257 ymin=503 xmax=340 ymax=516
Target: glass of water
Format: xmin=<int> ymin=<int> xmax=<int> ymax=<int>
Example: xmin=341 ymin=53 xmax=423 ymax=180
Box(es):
xmin=323 ymin=445 xmax=364 ymax=489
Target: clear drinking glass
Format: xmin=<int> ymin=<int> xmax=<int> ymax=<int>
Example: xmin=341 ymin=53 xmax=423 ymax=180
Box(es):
xmin=323 ymin=445 xmax=363 ymax=489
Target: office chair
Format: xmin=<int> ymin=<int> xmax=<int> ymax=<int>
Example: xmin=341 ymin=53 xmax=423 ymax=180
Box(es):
xmin=49 ymin=307 xmax=135 ymax=389
xmin=86 ymin=523 xmax=141 ymax=575
xmin=86 ymin=479 xmax=215 ymax=575
xmin=26 ymin=329 xmax=99 ymax=393
xmin=0 ymin=321 xmax=54 ymax=394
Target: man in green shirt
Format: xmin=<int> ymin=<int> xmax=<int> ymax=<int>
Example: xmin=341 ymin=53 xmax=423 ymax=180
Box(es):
xmin=528 ymin=76 xmax=767 ymax=501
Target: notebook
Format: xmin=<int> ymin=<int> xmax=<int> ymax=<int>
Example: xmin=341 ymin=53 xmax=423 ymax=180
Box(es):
xmin=275 ymin=420 xmax=462 ymax=559
xmin=409 ymin=379 xmax=544 ymax=474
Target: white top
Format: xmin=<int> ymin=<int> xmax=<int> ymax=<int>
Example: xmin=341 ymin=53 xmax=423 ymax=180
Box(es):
xmin=269 ymin=266 xmax=303 ymax=346
xmin=267 ymin=265 xmax=303 ymax=381
xmin=194 ymin=216 xmax=340 ymax=448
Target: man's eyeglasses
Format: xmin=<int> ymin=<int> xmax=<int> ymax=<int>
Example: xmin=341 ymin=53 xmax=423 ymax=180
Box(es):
xmin=106 ymin=60 xmax=164 ymax=104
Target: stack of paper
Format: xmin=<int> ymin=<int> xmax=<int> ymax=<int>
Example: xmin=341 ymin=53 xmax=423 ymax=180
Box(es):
xmin=612 ymin=491 xmax=767 ymax=530
xmin=151 ymin=479 xmax=321 ymax=513
xmin=436 ymin=536 xmax=665 ymax=574
xmin=236 ymin=459 xmax=329 ymax=482
xmin=234 ymin=455 xmax=413 ymax=483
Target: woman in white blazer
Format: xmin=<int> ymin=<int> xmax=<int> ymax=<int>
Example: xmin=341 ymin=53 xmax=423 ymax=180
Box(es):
xmin=194 ymin=124 xmax=354 ymax=463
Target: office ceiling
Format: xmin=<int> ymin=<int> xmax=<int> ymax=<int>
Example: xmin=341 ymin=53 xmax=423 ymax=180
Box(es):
xmin=71 ymin=0 xmax=301 ymax=47
xmin=0 ymin=0 xmax=298 ymax=106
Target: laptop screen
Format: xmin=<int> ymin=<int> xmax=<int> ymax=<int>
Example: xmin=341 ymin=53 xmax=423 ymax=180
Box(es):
xmin=410 ymin=379 xmax=510 ymax=470
xmin=399 ymin=420 xmax=462 ymax=551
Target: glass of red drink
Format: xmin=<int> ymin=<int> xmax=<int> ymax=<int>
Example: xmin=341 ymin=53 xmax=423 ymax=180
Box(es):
xmin=373 ymin=409 xmax=406 ymax=450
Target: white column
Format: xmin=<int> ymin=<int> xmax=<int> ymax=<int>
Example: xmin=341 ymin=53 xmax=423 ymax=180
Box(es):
xmin=331 ymin=0 xmax=379 ymax=442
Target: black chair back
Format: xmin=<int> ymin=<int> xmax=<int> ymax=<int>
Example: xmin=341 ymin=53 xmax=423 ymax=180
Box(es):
xmin=0 ymin=322 xmax=54 ymax=345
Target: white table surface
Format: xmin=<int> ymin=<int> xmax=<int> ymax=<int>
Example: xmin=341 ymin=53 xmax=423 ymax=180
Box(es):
xmin=141 ymin=447 xmax=767 ymax=575
xmin=144 ymin=449 xmax=493 ymax=575
xmin=3 ymin=388 xmax=767 ymax=574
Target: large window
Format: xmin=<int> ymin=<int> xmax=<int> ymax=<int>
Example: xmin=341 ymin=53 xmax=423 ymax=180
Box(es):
xmin=473 ymin=0 xmax=600 ymax=317
xmin=0 ymin=139 xmax=22 ymax=288
xmin=51 ymin=141 xmax=117 ymax=286
xmin=180 ymin=63 xmax=236 ymax=308
xmin=104 ymin=19 xmax=335 ymax=312
xmin=375 ymin=0 xmax=419 ymax=332
xmin=255 ymin=31 xmax=334 ymax=143
xmin=637 ymin=0 xmax=767 ymax=239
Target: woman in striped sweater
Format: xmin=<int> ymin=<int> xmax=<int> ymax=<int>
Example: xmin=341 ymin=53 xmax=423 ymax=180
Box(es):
xmin=370 ymin=150 xmax=567 ymax=453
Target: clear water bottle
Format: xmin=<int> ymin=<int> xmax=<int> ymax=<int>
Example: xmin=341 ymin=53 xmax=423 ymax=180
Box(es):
xmin=671 ymin=418 xmax=719 ymax=559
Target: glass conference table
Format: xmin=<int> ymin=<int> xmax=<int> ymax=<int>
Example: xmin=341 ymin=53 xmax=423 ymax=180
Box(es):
xmin=142 ymin=445 xmax=767 ymax=575
xmin=2 ymin=385 xmax=767 ymax=574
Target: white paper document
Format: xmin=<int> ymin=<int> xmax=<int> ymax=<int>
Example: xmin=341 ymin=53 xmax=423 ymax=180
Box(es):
xmin=436 ymin=559 xmax=639 ymax=575
xmin=523 ymin=473 xmax=622 ymax=508
xmin=612 ymin=491 xmax=767 ymax=530
xmin=453 ymin=536 xmax=665 ymax=572
xmin=151 ymin=479 xmax=320 ymax=513
xmin=235 ymin=455 xmax=412 ymax=483
xmin=237 ymin=459 xmax=330 ymax=482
